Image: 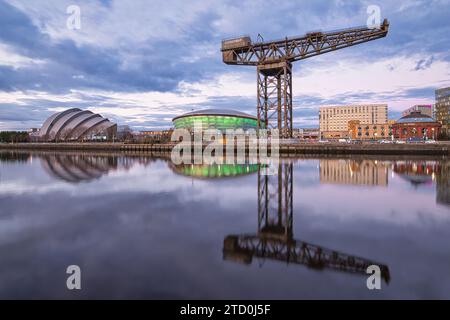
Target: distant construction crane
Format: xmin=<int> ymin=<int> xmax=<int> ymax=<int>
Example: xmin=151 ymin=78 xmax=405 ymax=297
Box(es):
xmin=221 ymin=19 xmax=390 ymax=138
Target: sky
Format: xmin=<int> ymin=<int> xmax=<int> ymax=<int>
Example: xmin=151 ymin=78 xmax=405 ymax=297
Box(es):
xmin=0 ymin=0 xmax=449 ymax=131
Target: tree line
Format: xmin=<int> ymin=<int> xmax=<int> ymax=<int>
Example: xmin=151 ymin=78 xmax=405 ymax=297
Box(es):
xmin=0 ymin=131 xmax=30 ymax=143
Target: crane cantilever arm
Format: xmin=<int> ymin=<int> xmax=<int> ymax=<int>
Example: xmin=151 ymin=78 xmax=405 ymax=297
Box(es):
xmin=222 ymin=19 xmax=389 ymax=66
xmin=223 ymin=235 xmax=391 ymax=283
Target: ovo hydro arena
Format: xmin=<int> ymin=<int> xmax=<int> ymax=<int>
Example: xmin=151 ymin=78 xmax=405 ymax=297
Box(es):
xmin=172 ymin=109 xmax=259 ymax=132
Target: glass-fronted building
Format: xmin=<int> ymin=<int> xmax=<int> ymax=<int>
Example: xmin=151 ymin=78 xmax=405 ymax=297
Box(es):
xmin=172 ymin=109 xmax=258 ymax=132
xmin=435 ymin=87 xmax=450 ymax=138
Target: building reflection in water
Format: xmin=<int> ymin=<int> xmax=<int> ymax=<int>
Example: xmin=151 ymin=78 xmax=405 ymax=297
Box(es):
xmin=169 ymin=162 xmax=259 ymax=179
xmin=437 ymin=162 xmax=450 ymax=207
xmin=319 ymin=157 xmax=449 ymax=207
xmin=1 ymin=151 xmax=447 ymax=207
xmin=393 ymin=160 xmax=449 ymax=207
xmin=320 ymin=159 xmax=389 ymax=186
xmin=18 ymin=152 xmax=153 ymax=184
xmin=393 ymin=161 xmax=437 ymax=186
xmin=171 ymin=158 xmax=390 ymax=282
xmin=39 ymin=153 xmax=157 ymax=184
xmin=41 ymin=154 xmax=117 ymax=183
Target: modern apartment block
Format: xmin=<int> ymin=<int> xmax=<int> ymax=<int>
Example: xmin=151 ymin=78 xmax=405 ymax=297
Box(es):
xmin=435 ymin=87 xmax=450 ymax=137
xmin=402 ymin=105 xmax=434 ymax=118
xmin=319 ymin=104 xmax=388 ymax=139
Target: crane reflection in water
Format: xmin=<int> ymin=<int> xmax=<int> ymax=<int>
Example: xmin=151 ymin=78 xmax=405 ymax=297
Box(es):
xmin=171 ymin=158 xmax=391 ymax=284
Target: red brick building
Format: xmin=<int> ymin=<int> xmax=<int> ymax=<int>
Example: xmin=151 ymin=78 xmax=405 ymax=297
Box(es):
xmin=392 ymin=112 xmax=441 ymax=140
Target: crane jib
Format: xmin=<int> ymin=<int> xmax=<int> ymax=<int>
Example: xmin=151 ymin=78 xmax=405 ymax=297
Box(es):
xmin=221 ymin=19 xmax=390 ymax=139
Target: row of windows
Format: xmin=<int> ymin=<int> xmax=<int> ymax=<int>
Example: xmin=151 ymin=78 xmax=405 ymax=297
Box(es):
xmin=357 ymin=132 xmax=391 ymax=136
xmin=319 ymin=111 xmax=388 ymax=114
xmin=397 ymin=128 xmax=437 ymax=135
xmin=320 ymin=114 xmax=388 ymax=120
xmin=357 ymin=126 xmax=388 ymax=130
xmin=320 ymin=106 xmax=387 ymax=114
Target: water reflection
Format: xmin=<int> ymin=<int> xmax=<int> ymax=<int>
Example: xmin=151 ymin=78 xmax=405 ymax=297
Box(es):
xmin=17 ymin=151 xmax=155 ymax=184
xmin=169 ymin=163 xmax=259 ymax=179
xmin=0 ymin=151 xmax=31 ymax=163
xmin=317 ymin=157 xmax=449 ymax=207
xmin=393 ymin=161 xmax=439 ymax=186
xmin=320 ymin=159 xmax=389 ymax=186
xmin=0 ymin=151 xmax=449 ymax=298
xmin=1 ymin=151 xmax=447 ymax=206
xmin=393 ymin=160 xmax=449 ymax=206
xmin=41 ymin=154 xmax=116 ymax=183
xmin=169 ymin=158 xmax=391 ymax=281
xmin=437 ymin=162 xmax=450 ymax=206
xmin=223 ymin=162 xmax=391 ymax=283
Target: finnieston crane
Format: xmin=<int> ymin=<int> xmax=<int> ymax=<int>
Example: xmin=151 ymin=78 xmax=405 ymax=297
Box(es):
xmin=221 ymin=19 xmax=390 ymax=138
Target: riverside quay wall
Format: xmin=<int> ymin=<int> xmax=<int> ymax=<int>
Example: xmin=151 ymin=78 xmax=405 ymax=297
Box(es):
xmin=0 ymin=142 xmax=449 ymax=156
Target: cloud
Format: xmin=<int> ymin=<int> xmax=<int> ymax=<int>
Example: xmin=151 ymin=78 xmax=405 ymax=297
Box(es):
xmin=1 ymin=0 xmax=450 ymax=130
xmin=414 ymin=56 xmax=435 ymax=71
xmin=0 ymin=44 xmax=46 ymax=69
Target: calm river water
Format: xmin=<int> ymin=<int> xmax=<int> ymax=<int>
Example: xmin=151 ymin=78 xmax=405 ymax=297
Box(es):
xmin=0 ymin=150 xmax=449 ymax=299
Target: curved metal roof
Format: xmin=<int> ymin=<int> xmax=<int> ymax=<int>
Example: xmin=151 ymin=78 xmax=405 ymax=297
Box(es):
xmin=396 ymin=113 xmax=439 ymax=124
xmin=38 ymin=108 xmax=116 ymax=141
xmin=39 ymin=108 xmax=81 ymax=138
xmin=76 ymin=120 xmax=116 ymax=140
xmin=173 ymin=109 xmax=257 ymax=121
xmin=70 ymin=117 xmax=109 ymax=140
xmin=48 ymin=110 xmax=92 ymax=141
xmin=59 ymin=112 xmax=99 ymax=140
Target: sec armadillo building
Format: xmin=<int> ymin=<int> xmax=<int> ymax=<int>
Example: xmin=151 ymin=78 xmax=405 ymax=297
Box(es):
xmin=172 ymin=109 xmax=259 ymax=132
xmin=35 ymin=108 xmax=117 ymax=142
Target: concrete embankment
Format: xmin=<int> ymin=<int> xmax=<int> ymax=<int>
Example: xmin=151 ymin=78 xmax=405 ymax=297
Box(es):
xmin=0 ymin=142 xmax=449 ymax=156
xmin=277 ymin=142 xmax=449 ymax=156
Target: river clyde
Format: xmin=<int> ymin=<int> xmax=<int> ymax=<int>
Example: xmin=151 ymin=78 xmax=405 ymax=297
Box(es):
xmin=0 ymin=150 xmax=448 ymax=299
